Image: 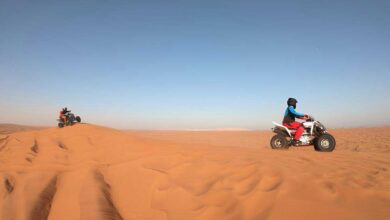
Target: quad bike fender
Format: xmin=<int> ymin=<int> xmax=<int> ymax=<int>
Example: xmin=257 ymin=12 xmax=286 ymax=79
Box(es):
xmin=272 ymin=122 xmax=293 ymax=137
xmin=273 ymin=128 xmax=290 ymax=137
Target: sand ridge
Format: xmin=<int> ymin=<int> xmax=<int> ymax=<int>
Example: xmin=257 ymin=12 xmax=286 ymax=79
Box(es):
xmin=0 ymin=124 xmax=46 ymax=135
xmin=0 ymin=124 xmax=389 ymax=220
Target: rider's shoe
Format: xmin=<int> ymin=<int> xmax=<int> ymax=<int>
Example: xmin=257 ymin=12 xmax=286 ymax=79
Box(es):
xmin=291 ymin=139 xmax=301 ymax=146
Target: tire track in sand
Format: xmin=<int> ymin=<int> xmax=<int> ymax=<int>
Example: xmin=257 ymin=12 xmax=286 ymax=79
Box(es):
xmin=78 ymin=169 xmax=124 ymax=220
xmin=0 ymin=135 xmax=8 ymax=151
xmin=30 ymin=176 xmax=58 ymax=220
xmin=94 ymin=171 xmax=124 ymax=220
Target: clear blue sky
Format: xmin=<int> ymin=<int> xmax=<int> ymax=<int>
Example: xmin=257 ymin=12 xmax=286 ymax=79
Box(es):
xmin=1 ymin=0 xmax=389 ymax=129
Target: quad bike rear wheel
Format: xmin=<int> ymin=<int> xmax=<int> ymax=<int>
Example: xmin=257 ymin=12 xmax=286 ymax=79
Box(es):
xmin=270 ymin=134 xmax=289 ymax=150
xmin=314 ymin=134 xmax=336 ymax=152
xmin=75 ymin=116 xmax=81 ymax=123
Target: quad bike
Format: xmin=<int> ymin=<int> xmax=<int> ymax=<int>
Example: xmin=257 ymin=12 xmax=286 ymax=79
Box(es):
xmin=270 ymin=116 xmax=336 ymax=152
xmin=57 ymin=111 xmax=81 ymax=128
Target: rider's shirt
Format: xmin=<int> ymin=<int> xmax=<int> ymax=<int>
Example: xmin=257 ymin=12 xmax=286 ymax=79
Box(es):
xmin=283 ymin=106 xmax=304 ymax=125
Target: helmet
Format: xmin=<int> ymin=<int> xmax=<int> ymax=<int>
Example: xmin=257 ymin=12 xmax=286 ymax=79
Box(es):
xmin=62 ymin=107 xmax=68 ymax=113
xmin=287 ymin=98 xmax=298 ymax=108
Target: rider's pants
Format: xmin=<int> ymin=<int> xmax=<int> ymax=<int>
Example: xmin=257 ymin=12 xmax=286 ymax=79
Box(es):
xmin=283 ymin=122 xmax=304 ymax=140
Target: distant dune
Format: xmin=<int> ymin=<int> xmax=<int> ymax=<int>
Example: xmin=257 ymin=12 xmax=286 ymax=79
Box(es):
xmin=0 ymin=124 xmax=389 ymax=220
xmin=0 ymin=123 xmax=47 ymax=134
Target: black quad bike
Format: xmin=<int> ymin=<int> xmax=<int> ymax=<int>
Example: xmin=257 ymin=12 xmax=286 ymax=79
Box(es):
xmin=270 ymin=116 xmax=336 ymax=152
xmin=57 ymin=111 xmax=81 ymax=128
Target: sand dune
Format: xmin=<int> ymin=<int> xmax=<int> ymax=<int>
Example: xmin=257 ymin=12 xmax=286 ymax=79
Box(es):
xmin=0 ymin=124 xmax=46 ymax=135
xmin=0 ymin=124 xmax=389 ymax=220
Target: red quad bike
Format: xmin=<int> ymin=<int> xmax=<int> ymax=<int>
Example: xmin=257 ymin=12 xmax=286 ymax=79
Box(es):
xmin=57 ymin=111 xmax=81 ymax=128
xmin=270 ymin=116 xmax=336 ymax=152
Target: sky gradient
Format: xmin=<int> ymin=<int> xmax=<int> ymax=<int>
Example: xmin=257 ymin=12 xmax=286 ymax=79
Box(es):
xmin=1 ymin=0 xmax=389 ymax=129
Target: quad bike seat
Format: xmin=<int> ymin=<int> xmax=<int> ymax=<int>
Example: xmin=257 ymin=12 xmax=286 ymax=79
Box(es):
xmin=272 ymin=121 xmax=297 ymax=135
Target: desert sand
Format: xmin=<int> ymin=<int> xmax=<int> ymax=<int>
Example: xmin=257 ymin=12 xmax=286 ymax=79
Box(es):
xmin=0 ymin=124 xmax=46 ymax=135
xmin=0 ymin=124 xmax=389 ymax=220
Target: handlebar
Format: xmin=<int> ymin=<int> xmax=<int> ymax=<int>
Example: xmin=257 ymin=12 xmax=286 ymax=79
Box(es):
xmin=304 ymin=115 xmax=315 ymax=121
xmin=300 ymin=115 xmax=314 ymax=121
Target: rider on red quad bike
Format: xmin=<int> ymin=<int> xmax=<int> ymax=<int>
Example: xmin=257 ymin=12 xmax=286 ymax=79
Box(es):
xmin=57 ymin=107 xmax=81 ymax=128
xmin=283 ymin=98 xmax=309 ymax=145
xmin=59 ymin=107 xmax=70 ymax=125
xmin=270 ymin=98 xmax=335 ymax=151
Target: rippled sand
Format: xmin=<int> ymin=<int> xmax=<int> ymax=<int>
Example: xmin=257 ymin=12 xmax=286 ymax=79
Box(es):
xmin=0 ymin=124 xmax=389 ymax=220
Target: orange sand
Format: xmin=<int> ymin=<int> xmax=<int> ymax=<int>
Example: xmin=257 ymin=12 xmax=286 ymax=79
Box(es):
xmin=0 ymin=124 xmax=389 ymax=220
xmin=0 ymin=124 xmax=46 ymax=134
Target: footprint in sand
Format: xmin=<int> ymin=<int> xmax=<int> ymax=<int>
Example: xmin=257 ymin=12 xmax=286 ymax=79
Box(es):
xmin=322 ymin=181 xmax=337 ymax=194
xmin=58 ymin=141 xmax=67 ymax=150
xmin=31 ymin=139 xmax=38 ymax=153
xmin=4 ymin=176 xmax=15 ymax=193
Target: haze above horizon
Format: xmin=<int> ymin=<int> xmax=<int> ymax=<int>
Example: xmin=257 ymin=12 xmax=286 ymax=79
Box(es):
xmin=1 ymin=0 xmax=389 ymax=129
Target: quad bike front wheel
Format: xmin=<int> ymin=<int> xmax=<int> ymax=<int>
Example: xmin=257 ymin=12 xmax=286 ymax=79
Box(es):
xmin=270 ymin=134 xmax=289 ymax=150
xmin=314 ymin=134 xmax=336 ymax=152
xmin=58 ymin=122 xmax=64 ymax=128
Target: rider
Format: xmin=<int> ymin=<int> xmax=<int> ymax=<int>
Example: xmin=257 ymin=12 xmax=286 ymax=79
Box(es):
xmin=59 ymin=107 xmax=70 ymax=125
xmin=283 ymin=98 xmax=308 ymax=145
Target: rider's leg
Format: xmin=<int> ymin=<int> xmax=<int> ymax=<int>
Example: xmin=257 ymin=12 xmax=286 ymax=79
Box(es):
xmin=284 ymin=122 xmax=303 ymax=140
xmin=294 ymin=125 xmax=304 ymax=140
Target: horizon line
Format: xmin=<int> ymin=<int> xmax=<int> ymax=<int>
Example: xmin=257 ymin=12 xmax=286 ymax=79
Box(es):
xmin=1 ymin=122 xmax=390 ymax=132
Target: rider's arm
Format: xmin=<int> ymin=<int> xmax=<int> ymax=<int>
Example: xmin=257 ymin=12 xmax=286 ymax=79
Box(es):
xmin=288 ymin=106 xmax=305 ymax=117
